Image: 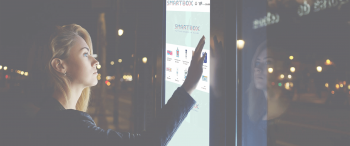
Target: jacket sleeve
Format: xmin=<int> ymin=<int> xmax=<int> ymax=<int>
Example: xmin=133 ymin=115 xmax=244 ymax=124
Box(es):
xmin=78 ymin=87 xmax=196 ymax=146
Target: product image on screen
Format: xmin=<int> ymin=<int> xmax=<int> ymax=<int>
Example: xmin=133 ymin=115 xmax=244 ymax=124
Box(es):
xmin=165 ymin=1 xmax=210 ymax=146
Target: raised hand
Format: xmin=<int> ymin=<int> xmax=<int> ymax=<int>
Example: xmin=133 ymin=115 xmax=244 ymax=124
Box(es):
xmin=181 ymin=35 xmax=206 ymax=95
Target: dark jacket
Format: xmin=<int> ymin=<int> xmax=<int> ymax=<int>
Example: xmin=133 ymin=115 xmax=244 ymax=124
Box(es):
xmin=30 ymin=87 xmax=196 ymax=146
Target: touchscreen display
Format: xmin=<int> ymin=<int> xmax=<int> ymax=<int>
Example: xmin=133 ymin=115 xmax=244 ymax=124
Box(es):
xmin=165 ymin=1 xmax=210 ymax=146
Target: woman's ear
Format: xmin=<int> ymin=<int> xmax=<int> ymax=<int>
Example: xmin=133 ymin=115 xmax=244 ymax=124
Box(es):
xmin=51 ymin=58 xmax=66 ymax=74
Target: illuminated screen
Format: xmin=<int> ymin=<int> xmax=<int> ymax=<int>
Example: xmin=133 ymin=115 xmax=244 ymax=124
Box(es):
xmin=165 ymin=1 xmax=210 ymax=146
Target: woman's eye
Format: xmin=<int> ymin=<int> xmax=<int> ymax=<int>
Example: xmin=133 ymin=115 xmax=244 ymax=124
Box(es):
xmin=84 ymin=53 xmax=88 ymax=57
xmin=255 ymin=61 xmax=261 ymax=67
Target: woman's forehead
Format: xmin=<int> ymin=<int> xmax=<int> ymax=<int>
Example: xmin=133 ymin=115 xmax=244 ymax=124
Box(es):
xmin=73 ymin=35 xmax=91 ymax=52
xmin=257 ymin=49 xmax=267 ymax=59
xmin=257 ymin=49 xmax=275 ymax=60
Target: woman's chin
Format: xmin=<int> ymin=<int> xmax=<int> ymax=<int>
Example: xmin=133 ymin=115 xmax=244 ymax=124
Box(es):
xmin=89 ymin=79 xmax=99 ymax=87
xmin=255 ymin=83 xmax=266 ymax=90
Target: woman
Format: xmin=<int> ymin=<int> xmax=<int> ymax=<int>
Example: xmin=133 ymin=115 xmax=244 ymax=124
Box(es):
xmin=28 ymin=24 xmax=207 ymax=146
xmin=243 ymin=41 xmax=292 ymax=146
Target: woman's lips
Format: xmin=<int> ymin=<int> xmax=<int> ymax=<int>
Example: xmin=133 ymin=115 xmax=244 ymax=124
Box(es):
xmin=256 ymin=76 xmax=264 ymax=79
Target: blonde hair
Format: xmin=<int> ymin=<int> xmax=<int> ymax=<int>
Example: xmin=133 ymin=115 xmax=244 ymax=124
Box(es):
xmin=246 ymin=41 xmax=292 ymax=122
xmin=246 ymin=41 xmax=268 ymax=122
xmin=28 ymin=24 xmax=93 ymax=112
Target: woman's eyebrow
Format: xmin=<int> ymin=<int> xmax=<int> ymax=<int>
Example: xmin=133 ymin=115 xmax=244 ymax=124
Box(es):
xmin=81 ymin=47 xmax=90 ymax=53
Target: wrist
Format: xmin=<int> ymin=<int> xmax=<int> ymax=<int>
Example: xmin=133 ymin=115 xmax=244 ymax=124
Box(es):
xmin=181 ymin=83 xmax=193 ymax=95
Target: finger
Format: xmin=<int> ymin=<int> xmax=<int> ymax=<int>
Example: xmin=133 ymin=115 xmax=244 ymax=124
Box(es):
xmin=197 ymin=36 xmax=206 ymax=54
xmin=195 ymin=35 xmax=205 ymax=54
xmin=214 ymin=36 xmax=219 ymax=48
xmin=193 ymin=42 xmax=204 ymax=60
xmin=212 ymin=36 xmax=219 ymax=57
xmin=194 ymin=39 xmax=205 ymax=59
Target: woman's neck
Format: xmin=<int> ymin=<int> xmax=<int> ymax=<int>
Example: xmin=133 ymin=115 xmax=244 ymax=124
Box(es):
xmin=52 ymin=85 xmax=84 ymax=110
xmin=262 ymin=88 xmax=289 ymax=121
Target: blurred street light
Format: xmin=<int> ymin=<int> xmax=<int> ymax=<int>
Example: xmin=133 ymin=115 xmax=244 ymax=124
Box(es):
xmin=289 ymin=56 xmax=294 ymax=60
xmin=97 ymin=64 xmax=101 ymax=69
xmin=97 ymin=73 xmax=101 ymax=80
xmin=331 ymin=91 xmax=335 ymax=94
xmin=24 ymin=72 xmax=28 ymax=76
xmin=288 ymin=74 xmax=292 ymax=79
xmin=325 ymin=83 xmax=329 ymax=88
xmin=118 ymin=59 xmax=122 ymax=63
xmin=290 ymin=67 xmax=295 ymax=73
xmin=123 ymin=75 xmax=133 ymax=81
xmin=118 ymin=29 xmax=124 ymax=36
xmin=4 ymin=66 xmax=7 ymax=70
xmin=142 ymin=57 xmax=147 ymax=64
xmin=237 ymin=40 xmax=245 ymax=50
xmin=336 ymin=84 xmax=340 ymax=89
xmin=106 ymin=76 xmax=115 ymax=80
xmin=268 ymin=68 xmax=273 ymax=73
xmin=285 ymin=82 xmax=291 ymax=90
xmin=110 ymin=61 xmax=115 ymax=65
xmin=0 ymin=65 xmax=2 ymax=70
xmin=316 ymin=66 xmax=322 ymax=72
xmin=21 ymin=71 xmax=24 ymax=75
xmin=325 ymin=59 xmax=332 ymax=65
xmin=280 ymin=74 xmax=285 ymax=79
xmin=105 ymin=80 xmax=111 ymax=86
xmin=348 ymin=85 xmax=350 ymax=90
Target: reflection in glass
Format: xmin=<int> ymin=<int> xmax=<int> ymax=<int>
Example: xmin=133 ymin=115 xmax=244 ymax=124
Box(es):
xmin=244 ymin=41 xmax=292 ymax=146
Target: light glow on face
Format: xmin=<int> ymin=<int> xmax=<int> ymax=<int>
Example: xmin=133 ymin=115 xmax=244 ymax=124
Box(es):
xmin=64 ymin=35 xmax=99 ymax=87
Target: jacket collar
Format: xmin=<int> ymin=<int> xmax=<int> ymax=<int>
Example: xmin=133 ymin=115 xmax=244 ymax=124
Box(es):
xmin=41 ymin=98 xmax=66 ymax=111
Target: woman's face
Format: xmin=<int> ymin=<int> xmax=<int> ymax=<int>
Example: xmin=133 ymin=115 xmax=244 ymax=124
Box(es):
xmin=254 ymin=49 xmax=273 ymax=90
xmin=65 ymin=35 xmax=99 ymax=88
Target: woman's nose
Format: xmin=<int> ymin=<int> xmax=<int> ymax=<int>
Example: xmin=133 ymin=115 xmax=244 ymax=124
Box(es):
xmin=255 ymin=66 xmax=262 ymax=73
xmin=93 ymin=58 xmax=99 ymax=67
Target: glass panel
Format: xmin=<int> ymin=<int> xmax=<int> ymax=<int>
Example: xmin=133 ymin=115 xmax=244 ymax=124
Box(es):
xmin=241 ymin=0 xmax=350 ymax=145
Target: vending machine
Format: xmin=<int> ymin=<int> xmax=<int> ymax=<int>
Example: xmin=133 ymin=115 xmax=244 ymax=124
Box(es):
xmin=159 ymin=0 xmax=238 ymax=145
xmin=164 ymin=1 xmax=211 ymax=146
